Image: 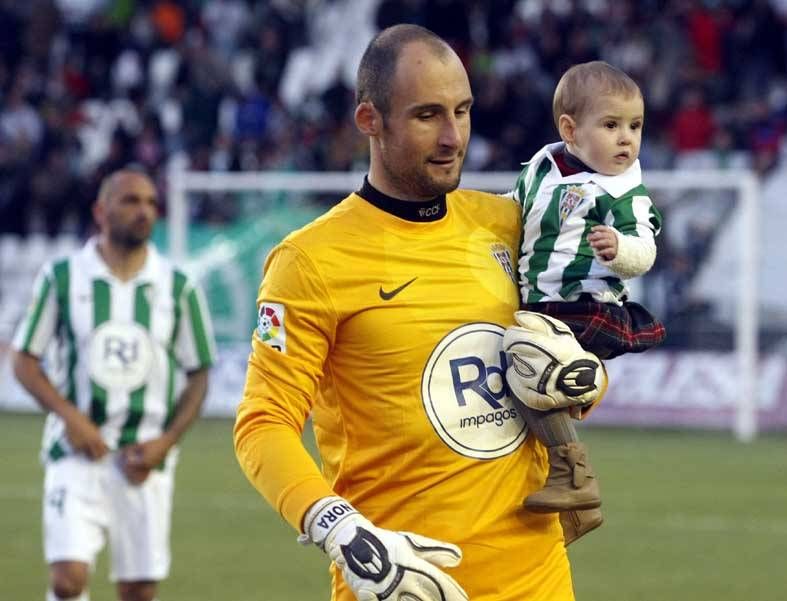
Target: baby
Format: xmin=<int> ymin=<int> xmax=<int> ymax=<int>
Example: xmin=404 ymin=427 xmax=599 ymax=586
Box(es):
xmin=511 ymin=61 xmax=665 ymax=532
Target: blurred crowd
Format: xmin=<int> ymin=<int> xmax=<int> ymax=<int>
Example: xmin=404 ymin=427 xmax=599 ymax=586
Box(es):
xmin=0 ymin=0 xmax=786 ymax=237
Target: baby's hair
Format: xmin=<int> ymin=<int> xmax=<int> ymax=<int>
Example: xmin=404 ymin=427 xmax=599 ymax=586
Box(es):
xmin=553 ymin=61 xmax=642 ymax=130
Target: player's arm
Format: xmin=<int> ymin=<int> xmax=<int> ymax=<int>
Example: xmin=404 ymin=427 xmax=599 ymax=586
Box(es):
xmin=233 ymin=243 xmax=468 ymax=601
xmin=13 ymin=350 xmax=109 ymax=459
xmin=123 ymin=279 xmax=215 ymax=483
xmin=10 ymin=266 xmax=108 ymax=459
xmin=591 ymin=191 xmax=662 ymax=279
xmin=122 ymin=367 xmax=210 ymax=483
xmin=160 ymin=367 xmax=209 ymax=447
xmin=234 ymin=241 xmax=338 ymax=527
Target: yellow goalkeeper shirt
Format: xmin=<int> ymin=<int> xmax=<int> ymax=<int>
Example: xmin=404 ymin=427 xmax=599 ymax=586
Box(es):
xmin=235 ymin=184 xmax=574 ymax=601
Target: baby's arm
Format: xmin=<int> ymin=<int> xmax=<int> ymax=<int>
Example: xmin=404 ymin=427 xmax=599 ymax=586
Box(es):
xmin=589 ymin=225 xmax=656 ymax=279
xmin=592 ymin=189 xmax=661 ymax=280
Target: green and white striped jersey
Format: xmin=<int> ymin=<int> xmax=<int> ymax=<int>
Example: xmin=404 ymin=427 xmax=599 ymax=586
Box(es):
xmin=12 ymin=238 xmax=216 ymax=464
xmin=512 ymin=142 xmax=662 ymax=304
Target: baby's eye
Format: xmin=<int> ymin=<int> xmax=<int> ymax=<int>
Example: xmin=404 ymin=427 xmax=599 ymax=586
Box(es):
xmin=604 ymin=121 xmax=617 ymax=129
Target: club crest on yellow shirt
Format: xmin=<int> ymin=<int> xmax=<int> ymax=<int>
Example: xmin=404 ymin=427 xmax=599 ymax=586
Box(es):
xmin=490 ymin=243 xmax=516 ymax=283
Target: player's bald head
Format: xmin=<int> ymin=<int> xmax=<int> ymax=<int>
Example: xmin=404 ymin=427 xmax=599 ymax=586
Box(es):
xmin=356 ymin=24 xmax=455 ymax=117
xmin=97 ymin=169 xmax=155 ymax=206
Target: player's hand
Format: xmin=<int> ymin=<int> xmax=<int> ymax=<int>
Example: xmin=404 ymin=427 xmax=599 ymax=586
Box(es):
xmin=119 ymin=436 xmax=172 ymax=485
xmin=300 ymin=497 xmax=468 ymax=601
xmin=587 ymin=225 xmax=618 ymax=261
xmin=63 ymin=410 xmax=109 ymax=460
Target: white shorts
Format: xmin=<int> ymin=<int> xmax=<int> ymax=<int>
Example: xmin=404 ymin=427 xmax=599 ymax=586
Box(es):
xmin=43 ymin=453 xmax=174 ymax=582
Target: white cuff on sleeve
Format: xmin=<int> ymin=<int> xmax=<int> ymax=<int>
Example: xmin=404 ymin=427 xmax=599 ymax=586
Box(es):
xmin=297 ymin=496 xmax=359 ymax=548
xmin=598 ymin=228 xmax=657 ymax=280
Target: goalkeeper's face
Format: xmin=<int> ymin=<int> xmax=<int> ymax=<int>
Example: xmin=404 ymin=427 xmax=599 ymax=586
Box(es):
xmin=375 ymin=42 xmax=473 ymax=200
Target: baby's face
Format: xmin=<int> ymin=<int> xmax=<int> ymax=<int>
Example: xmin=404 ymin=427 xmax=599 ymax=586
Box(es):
xmin=569 ymin=93 xmax=644 ymax=175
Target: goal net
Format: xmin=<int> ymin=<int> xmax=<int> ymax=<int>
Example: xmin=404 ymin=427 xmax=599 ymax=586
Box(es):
xmin=2 ymin=168 xmax=782 ymax=442
xmin=166 ymin=168 xmax=771 ymax=441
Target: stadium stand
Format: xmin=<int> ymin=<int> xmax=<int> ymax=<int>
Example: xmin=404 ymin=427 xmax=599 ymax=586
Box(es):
xmin=1 ymin=0 xmax=786 ymax=347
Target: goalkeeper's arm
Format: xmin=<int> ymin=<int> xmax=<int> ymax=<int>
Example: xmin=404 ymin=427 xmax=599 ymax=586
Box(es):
xmin=299 ymin=497 xmax=468 ymax=601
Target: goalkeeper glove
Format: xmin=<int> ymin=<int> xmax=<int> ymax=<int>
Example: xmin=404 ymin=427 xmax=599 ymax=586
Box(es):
xmin=299 ymin=496 xmax=468 ymax=601
xmin=503 ymin=311 xmax=604 ymax=414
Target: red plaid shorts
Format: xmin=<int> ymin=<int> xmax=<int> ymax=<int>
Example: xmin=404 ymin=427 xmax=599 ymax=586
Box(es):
xmin=523 ymin=297 xmax=666 ymax=360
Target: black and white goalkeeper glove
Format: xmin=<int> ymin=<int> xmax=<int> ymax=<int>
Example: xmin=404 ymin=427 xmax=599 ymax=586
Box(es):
xmin=503 ymin=311 xmax=605 ymax=414
xmin=299 ymin=496 xmax=468 ymax=601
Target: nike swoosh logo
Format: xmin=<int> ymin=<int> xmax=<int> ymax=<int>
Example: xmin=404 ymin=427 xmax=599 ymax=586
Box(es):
xmin=379 ymin=277 xmax=417 ymax=301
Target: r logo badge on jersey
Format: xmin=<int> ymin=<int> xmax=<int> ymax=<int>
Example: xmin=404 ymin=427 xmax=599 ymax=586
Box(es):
xmin=421 ymin=322 xmax=528 ymax=459
xmin=88 ymin=321 xmax=155 ymax=391
xmin=258 ymin=302 xmax=286 ymax=352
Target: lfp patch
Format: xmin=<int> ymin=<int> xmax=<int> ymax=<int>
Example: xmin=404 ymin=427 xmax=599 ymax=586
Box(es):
xmin=257 ymin=302 xmax=286 ymax=352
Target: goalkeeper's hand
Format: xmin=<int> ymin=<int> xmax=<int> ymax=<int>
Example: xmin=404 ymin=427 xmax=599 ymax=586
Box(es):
xmin=299 ymin=496 xmax=468 ymax=601
xmin=503 ymin=311 xmax=605 ymax=415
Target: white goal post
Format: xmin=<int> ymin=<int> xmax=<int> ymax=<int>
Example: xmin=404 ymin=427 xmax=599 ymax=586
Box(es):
xmin=168 ymin=169 xmax=760 ymax=441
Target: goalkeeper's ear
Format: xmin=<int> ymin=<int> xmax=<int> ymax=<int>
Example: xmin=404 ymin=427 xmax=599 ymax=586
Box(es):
xmin=355 ymin=101 xmax=381 ymax=137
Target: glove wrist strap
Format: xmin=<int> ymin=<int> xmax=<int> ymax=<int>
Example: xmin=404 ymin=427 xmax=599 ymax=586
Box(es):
xmin=298 ymin=496 xmax=359 ymax=549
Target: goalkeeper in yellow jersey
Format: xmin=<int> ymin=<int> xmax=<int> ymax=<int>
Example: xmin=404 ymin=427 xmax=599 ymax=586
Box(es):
xmin=234 ymin=24 xmax=606 ymax=601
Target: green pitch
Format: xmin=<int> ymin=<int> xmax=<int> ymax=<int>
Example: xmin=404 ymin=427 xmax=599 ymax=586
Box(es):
xmin=2 ymin=412 xmax=785 ymax=601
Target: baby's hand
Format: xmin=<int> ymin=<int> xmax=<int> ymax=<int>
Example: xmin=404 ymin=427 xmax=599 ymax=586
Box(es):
xmin=588 ymin=225 xmax=618 ymax=261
